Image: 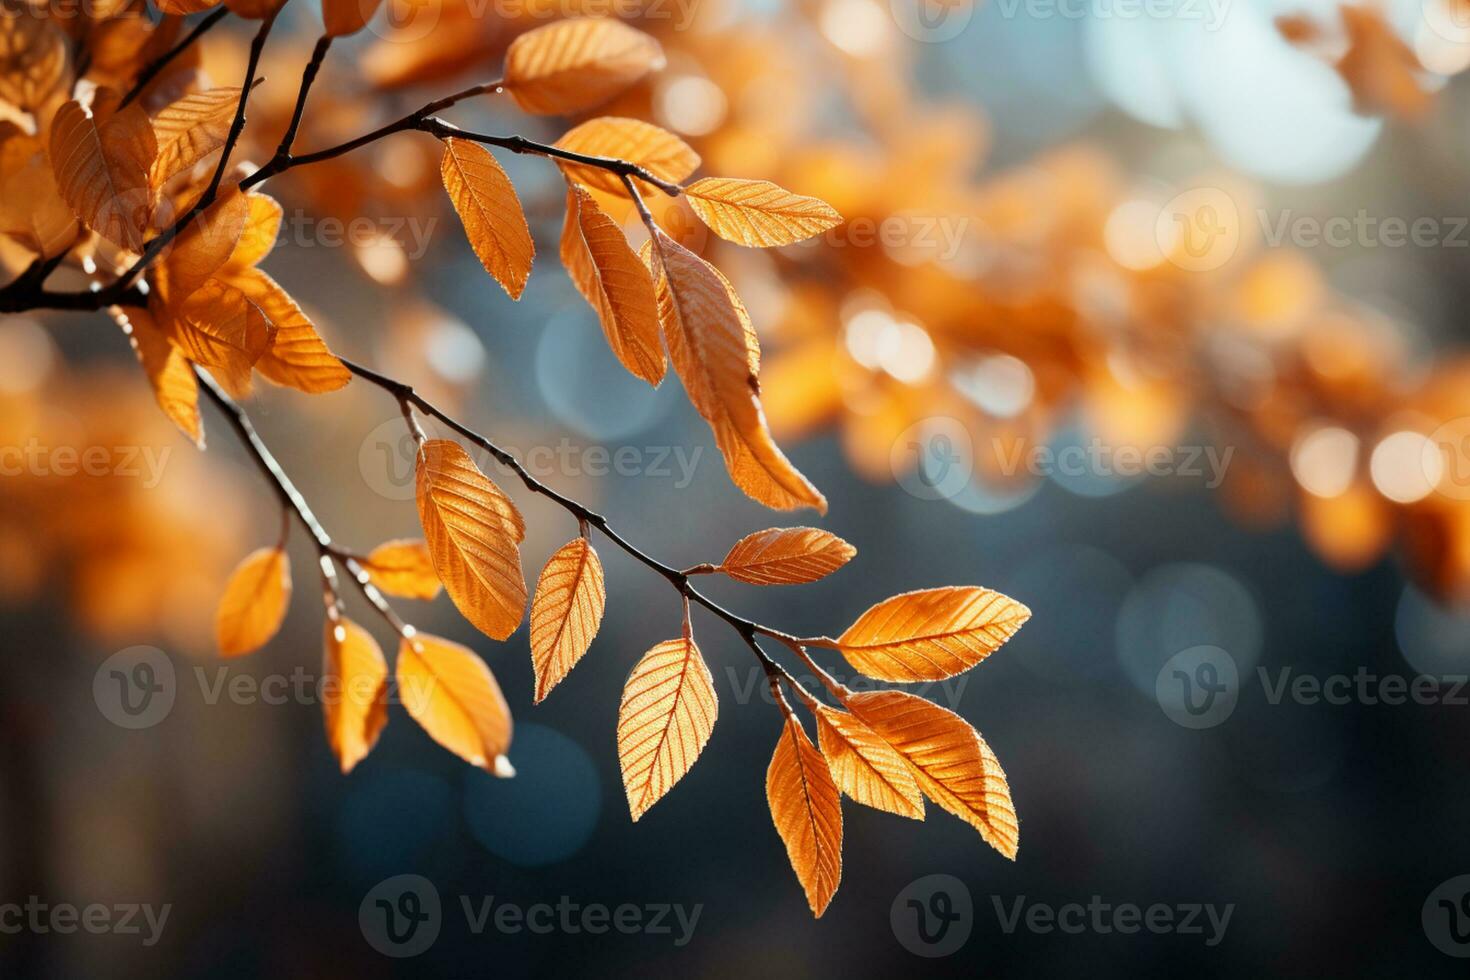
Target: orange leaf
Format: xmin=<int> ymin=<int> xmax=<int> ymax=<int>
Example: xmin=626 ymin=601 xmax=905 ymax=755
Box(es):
xmin=502 ymin=18 xmax=664 ymax=116
xmin=814 ymin=705 xmax=923 ymax=819
xmin=767 ymin=712 xmax=843 ymax=917
xmin=161 ymin=187 xmax=248 ymax=300
xmin=155 ymin=0 xmax=220 ymax=12
xmin=50 ymin=95 xmax=157 ymax=252
xmin=148 ymin=87 xmax=241 ymax=191
xmin=322 ymin=616 xmax=388 ymax=774
xmin=822 ymin=587 xmax=1030 ymax=682
xmin=685 ymin=178 xmax=842 ymax=248
xmin=715 ymin=527 xmax=854 ymax=585
xmin=215 ymin=546 xmax=291 ymax=657
xmin=361 ymin=538 xmax=442 ymax=600
xmin=846 ymin=689 xmax=1018 ymax=858
xmin=113 ymin=304 xmax=203 ymax=448
xmin=231 ymin=268 xmax=350 ymax=393
xmin=560 ymin=183 xmax=665 ymax=386
xmin=321 ymin=0 xmax=384 ymax=37
xmin=0 ymin=132 xmax=77 ymax=259
xmin=440 ymin=137 xmax=534 ymax=299
xmin=415 ymin=439 xmax=527 ymax=641
xmin=530 ymin=537 xmax=607 ymax=703
xmin=553 ymin=117 xmax=699 ymax=195
xmin=617 ymin=635 xmax=716 ymax=821
xmin=396 ymin=632 xmax=513 ymax=775
xmin=0 ymin=11 xmax=68 ymax=112
xmin=225 ymin=191 xmax=282 ymax=270
xmin=650 ymin=230 xmax=826 ymax=512
xmin=158 ymin=277 xmax=274 ymax=398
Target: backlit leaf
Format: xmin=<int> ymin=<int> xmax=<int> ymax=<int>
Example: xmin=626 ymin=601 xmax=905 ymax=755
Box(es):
xmin=162 ymin=187 xmax=248 ymax=300
xmin=440 ymin=137 xmax=534 ymax=299
xmin=554 ymin=117 xmax=699 ymax=195
xmin=716 ymin=527 xmax=854 ymax=585
xmin=159 ymin=277 xmax=274 ymax=398
xmin=617 ymin=636 xmax=716 ymax=821
xmin=415 ymin=439 xmax=527 ymax=641
xmin=322 ymin=616 xmax=388 ymax=774
xmin=503 ymin=18 xmax=663 ymax=116
xmin=155 ymin=0 xmax=220 ymax=12
xmin=0 ymin=10 xmax=69 ymax=112
xmin=685 ymin=177 xmax=842 ymax=248
xmin=0 ymin=132 xmax=78 ymax=259
xmin=361 ymin=538 xmax=442 ymax=600
xmin=846 ymin=689 xmax=1018 ymax=858
xmin=822 ymin=587 xmax=1030 ymax=682
xmin=560 ymin=183 xmax=664 ymax=386
xmin=50 ymin=95 xmax=157 ymax=252
xmin=650 ymin=230 xmax=826 ymax=512
xmin=149 ymin=87 xmax=242 ymax=191
xmin=814 ymin=705 xmax=923 ymax=820
xmin=397 ymin=632 xmax=513 ymax=775
xmin=530 ymin=537 xmax=607 ymax=703
xmin=767 ymin=712 xmax=843 ymax=917
xmin=215 ymin=546 xmax=291 ymax=657
xmin=225 ymin=192 xmax=282 ymax=270
xmin=231 ymin=268 xmax=351 ymax=393
xmin=114 ymin=304 xmax=203 ymax=448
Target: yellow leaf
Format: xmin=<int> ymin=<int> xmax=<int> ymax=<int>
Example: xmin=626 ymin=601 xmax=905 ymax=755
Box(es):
xmin=396 ymin=632 xmax=513 ymax=774
xmin=767 ymin=712 xmax=843 ymax=917
xmin=0 ymin=12 xmax=68 ymax=112
xmin=685 ymin=178 xmax=843 ymax=248
xmin=814 ymin=705 xmax=923 ymax=820
xmin=716 ymin=527 xmax=854 ymax=585
xmin=0 ymin=132 xmax=78 ymax=259
xmin=560 ymin=183 xmax=664 ymax=386
xmin=321 ymin=0 xmax=384 ymax=37
xmin=225 ymin=192 xmax=282 ymax=270
xmin=530 ymin=536 xmax=606 ymax=703
xmin=158 ymin=277 xmax=274 ymax=398
xmin=440 ymin=137 xmax=534 ymax=299
xmin=503 ymin=18 xmax=663 ymax=116
xmin=822 ymin=587 xmax=1030 ymax=682
xmin=162 ymin=187 xmax=248 ymax=300
xmin=113 ymin=304 xmax=203 ymax=448
xmin=650 ymin=231 xmax=826 ymax=512
xmin=617 ymin=636 xmax=716 ymax=821
xmin=148 ymin=87 xmax=241 ymax=191
xmin=553 ymin=117 xmax=699 ymax=195
xmin=846 ymin=689 xmax=1018 ymax=859
xmin=231 ymin=268 xmax=350 ymax=393
xmin=322 ymin=616 xmax=388 ymax=774
xmin=415 ymin=439 xmax=527 ymax=641
xmin=49 ymin=96 xmax=157 ymax=252
xmin=361 ymin=538 xmax=442 ymax=600
xmin=215 ymin=546 xmax=291 ymax=657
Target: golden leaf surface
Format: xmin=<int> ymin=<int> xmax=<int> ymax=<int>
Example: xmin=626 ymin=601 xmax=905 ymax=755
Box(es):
xmin=415 ymin=439 xmax=527 ymax=641
xmin=617 ymin=636 xmax=716 ymax=821
xmin=155 ymin=0 xmax=220 ymax=12
xmin=502 ymin=18 xmax=663 ymax=116
xmin=650 ymin=230 xmax=826 ymax=512
xmin=553 ymin=117 xmax=699 ymax=195
xmin=361 ymin=538 xmax=442 ymax=600
xmin=322 ymin=616 xmax=388 ymax=774
xmin=396 ymin=632 xmax=513 ymax=775
xmin=162 ymin=188 xmax=248 ymax=300
xmin=440 ymin=137 xmax=534 ymax=299
xmin=158 ymin=277 xmax=274 ymax=398
xmin=815 ymin=705 xmax=924 ymax=820
xmin=225 ymin=191 xmax=282 ymax=270
xmin=215 ymin=546 xmax=291 ymax=657
xmin=824 ymin=586 xmax=1030 ymax=682
xmin=529 ymin=537 xmax=607 ymax=703
xmin=321 ymin=0 xmax=384 ymax=37
xmin=114 ymin=304 xmax=203 ymax=448
xmin=560 ymin=183 xmax=664 ymax=385
xmin=846 ymin=690 xmax=1018 ymax=858
xmin=148 ymin=87 xmax=241 ymax=191
xmin=0 ymin=133 xmax=79 ymax=259
xmin=50 ymin=96 xmax=157 ymax=251
xmin=231 ymin=268 xmax=350 ymax=393
xmin=0 ymin=11 xmax=69 ymax=111
xmin=685 ymin=178 xmax=842 ymax=248
xmin=767 ymin=713 xmax=843 ymax=917
xmin=716 ymin=527 xmax=854 ymax=585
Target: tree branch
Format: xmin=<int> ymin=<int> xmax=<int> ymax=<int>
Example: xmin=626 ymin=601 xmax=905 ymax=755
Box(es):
xmin=119 ymin=7 xmax=231 ymax=109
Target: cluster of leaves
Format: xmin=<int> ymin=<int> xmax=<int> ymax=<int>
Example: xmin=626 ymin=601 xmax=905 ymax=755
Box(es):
xmin=0 ymin=3 xmax=1032 ymax=915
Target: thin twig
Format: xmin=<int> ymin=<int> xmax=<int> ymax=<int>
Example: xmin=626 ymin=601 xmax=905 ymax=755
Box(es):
xmin=120 ymin=7 xmax=231 ymax=109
